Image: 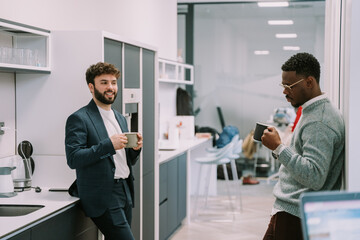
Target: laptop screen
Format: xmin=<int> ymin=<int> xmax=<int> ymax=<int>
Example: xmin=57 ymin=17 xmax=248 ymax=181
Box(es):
xmin=300 ymin=191 xmax=360 ymax=240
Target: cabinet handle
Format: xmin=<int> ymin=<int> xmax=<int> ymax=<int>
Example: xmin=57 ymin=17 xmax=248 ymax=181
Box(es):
xmin=159 ymin=198 xmax=168 ymax=206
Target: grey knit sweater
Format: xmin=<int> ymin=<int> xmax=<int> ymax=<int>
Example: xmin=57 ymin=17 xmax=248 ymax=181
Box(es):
xmin=273 ymin=97 xmax=345 ymax=218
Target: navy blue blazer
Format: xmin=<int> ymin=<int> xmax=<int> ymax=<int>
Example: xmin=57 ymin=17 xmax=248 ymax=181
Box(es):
xmin=65 ymin=99 xmax=140 ymax=217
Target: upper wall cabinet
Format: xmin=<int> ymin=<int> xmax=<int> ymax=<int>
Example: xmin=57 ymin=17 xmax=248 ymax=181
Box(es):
xmin=158 ymin=59 xmax=193 ymax=85
xmin=0 ymin=18 xmax=51 ymax=73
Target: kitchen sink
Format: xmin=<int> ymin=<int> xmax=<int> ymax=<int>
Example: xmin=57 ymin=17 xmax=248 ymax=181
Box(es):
xmin=0 ymin=204 xmax=44 ymax=217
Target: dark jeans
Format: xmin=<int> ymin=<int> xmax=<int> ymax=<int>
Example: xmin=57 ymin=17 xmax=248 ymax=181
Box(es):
xmin=91 ymin=179 xmax=134 ymax=240
xmin=263 ymin=211 xmax=303 ymax=240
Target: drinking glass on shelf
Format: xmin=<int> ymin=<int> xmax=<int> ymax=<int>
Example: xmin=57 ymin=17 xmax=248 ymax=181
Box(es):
xmin=33 ymin=49 xmax=40 ymax=67
xmin=14 ymin=48 xmax=25 ymax=65
xmin=24 ymin=49 xmax=33 ymax=66
xmin=1 ymin=47 xmax=13 ymax=64
xmin=8 ymin=47 xmax=15 ymax=64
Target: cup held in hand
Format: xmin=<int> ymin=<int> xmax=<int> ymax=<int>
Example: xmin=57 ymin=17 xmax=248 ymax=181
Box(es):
xmin=125 ymin=132 xmax=138 ymax=148
xmin=253 ymin=122 xmax=269 ymax=142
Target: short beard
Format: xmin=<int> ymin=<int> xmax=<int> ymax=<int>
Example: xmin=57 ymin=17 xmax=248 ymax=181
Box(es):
xmin=94 ymin=86 xmax=117 ymax=105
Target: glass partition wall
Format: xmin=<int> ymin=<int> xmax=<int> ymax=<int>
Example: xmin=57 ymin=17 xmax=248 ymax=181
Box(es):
xmin=178 ymin=1 xmax=325 ymax=140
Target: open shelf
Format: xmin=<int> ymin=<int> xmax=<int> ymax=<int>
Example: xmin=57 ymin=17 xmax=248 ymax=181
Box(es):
xmin=158 ymin=58 xmax=193 ymax=85
xmin=0 ymin=18 xmax=51 ymax=73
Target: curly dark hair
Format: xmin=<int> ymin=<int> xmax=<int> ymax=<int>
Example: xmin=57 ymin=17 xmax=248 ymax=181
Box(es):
xmin=85 ymin=62 xmax=120 ymax=85
xmin=281 ymin=52 xmax=320 ymax=83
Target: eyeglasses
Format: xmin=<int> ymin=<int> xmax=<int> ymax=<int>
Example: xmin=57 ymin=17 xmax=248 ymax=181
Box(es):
xmin=279 ymin=78 xmax=305 ymax=91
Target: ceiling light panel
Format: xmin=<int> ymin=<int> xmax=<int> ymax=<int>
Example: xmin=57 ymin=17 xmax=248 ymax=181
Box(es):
xmin=283 ymin=46 xmax=300 ymax=50
xmin=268 ymin=20 xmax=294 ymax=25
xmin=276 ymin=33 xmax=297 ymax=38
xmin=258 ymin=2 xmax=289 ymax=7
xmin=254 ymin=50 xmax=270 ymax=55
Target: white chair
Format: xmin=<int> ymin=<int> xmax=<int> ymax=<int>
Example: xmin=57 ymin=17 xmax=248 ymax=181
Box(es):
xmin=193 ymin=135 xmax=242 ymax=221
xmin=228 ymin=138 xmax=243 ymax=209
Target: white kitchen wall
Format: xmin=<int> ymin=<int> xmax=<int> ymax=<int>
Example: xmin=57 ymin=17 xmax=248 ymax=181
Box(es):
xmin=0 ymin=32 xmax=16 ymax=158
xmin=0 ymin=73 xmax=16 ymax=158
xmin=0 ymin=0 xmax=177 ymax=185
xmin=158 ymin=83 xmax=178 ymax=140
xmin=0 ymin=0 xmax=177 ymax=60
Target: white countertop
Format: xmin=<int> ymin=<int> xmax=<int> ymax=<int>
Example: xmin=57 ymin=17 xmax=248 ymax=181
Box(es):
xmin=0 ymin=188 xmax=79 ymax=239
xmin=158 ymin=137 xmax=212 ymax=164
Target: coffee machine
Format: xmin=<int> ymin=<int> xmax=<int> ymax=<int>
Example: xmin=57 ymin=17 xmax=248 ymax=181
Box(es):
xmin=123 ymin=89 xmax=142 ymax=133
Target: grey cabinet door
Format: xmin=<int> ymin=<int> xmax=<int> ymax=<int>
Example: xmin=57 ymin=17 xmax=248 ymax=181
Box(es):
xmin=159 ymin=161 xmax=168 ymax=240
xmin=167 ymin=158 xmax=179 ymax=234
xmin=177 ymin=153 xmax=187 ymax=223
xmin=142 ymin=49 xmax=155 ymax=175
xmin=143 ymin=171 xmax=154 ymax=240
xmin=104 ymin=38 xmax=122 ymax=73
xmin=159 ymin=201 xmax=168 ymax=240
xmin=159 ymin=155 xmax=187 ymax=239
xmin=142 ymin=49 xmax=155 ymax=240
xmin=132 ymin=156 xmax=141 ymax=240
xmin=124 ymin=44 xmax=140 ymax=89
xmin=159 ymin=162 xmax=168 ymax=204
xmin=104 ymin=38 xmax=123 ymax=113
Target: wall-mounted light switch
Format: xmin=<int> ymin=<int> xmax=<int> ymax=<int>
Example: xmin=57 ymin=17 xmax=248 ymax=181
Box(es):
xmin=0 ymin=122 xmax=4 ymax=135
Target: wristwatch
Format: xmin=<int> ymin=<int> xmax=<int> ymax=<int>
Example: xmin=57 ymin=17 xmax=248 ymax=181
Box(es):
xmin=272 ymin=143 xmax=284 ymax=159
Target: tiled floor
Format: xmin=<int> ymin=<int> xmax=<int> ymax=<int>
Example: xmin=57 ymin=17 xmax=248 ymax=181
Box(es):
xmin=170 ymin=178 xmax=276 ymax=240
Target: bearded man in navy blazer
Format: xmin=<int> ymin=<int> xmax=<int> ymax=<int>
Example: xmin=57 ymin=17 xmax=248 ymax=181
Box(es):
xmin=65 ymin=62 xmax=142 ymax=240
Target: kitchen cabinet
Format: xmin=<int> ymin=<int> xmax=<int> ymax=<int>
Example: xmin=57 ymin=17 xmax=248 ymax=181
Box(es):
xmin=159 ymin=201 xmax=168 ymax=240
xmin=143 ymin=171 xmax=155 ymax=240
xmin=104 ymin=35 xmax=157 ymax=240
xmin=104 ymin=38 xmax=123 ymax=113
xmin=142 ymin=49 xmax=156 ymax=175
xmin=158 ymin=58 xmax=193 ymax=85
xmin=159 ymin=153 xmax=187 ymax=240
xmin=0 ymin=18 xmax=51 ymax=73
xmin=177 ymin=153 xmax=187 ymax=223
xmin=141 ymin=48 xmax=156 ymax=240
xmin=167 ymin=157 xmax=178 ymax=233
xmin=124 ymin=44 xmax=141 ymax=89
xmin=7 ymin=204 xmax=97 ymax=240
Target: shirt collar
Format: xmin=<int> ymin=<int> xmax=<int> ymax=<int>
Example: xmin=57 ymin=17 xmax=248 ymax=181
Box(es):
xmin=302 ymin=93 xmax=326 ymax=110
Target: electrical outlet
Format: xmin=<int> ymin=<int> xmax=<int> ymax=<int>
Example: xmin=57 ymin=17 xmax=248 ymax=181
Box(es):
xmin=0 ymin=122 xmax=4 ymax=135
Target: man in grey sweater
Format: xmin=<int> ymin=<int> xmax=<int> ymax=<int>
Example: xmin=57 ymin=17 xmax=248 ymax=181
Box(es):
xmin=261 ymin=52 xmax=345 ymax=240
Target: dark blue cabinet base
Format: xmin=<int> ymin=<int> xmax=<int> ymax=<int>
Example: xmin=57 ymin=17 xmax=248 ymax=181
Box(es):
xmin=159 ymin=153 xmax=187 ymax=240
xmin=7 ymin=204 xmax=97 ymax=240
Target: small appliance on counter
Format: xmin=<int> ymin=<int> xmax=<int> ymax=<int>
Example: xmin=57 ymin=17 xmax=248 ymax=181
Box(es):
xmin=0 ymin=166 xmax=17 ymax=198
xmin=12 ymin=141 xmax=35 ymax=192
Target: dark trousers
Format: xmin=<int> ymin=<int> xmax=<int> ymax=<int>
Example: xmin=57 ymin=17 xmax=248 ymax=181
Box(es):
xmin=91 ymin=179 xmax=134 ymax=240
xmin=263 ymin=211 xmax=303 ymax=240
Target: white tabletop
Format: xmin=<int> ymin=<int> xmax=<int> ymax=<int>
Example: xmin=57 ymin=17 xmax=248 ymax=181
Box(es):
xmin=158 ymin=137 xmax=212 ymax=164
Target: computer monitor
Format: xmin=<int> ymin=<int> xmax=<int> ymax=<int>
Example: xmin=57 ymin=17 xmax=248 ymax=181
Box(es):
xmin=300 ymin=191 xmax=360 ymax=240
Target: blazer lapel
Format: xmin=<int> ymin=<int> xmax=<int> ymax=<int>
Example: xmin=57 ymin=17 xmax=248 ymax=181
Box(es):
xmin=114 ymin=111 xmax=128 ymax=133
xmin=86 ymin=99 xmax=110 ymax=142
